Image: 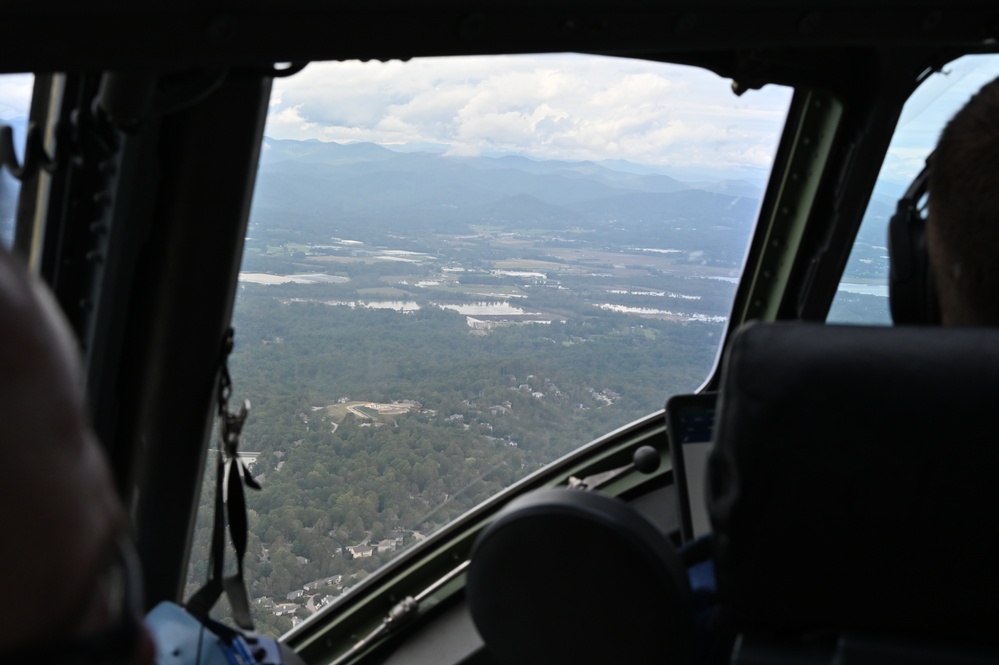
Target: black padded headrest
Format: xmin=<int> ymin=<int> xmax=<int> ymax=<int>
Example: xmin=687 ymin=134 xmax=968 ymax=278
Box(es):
xmin=466 ymin=488 xmax=693 ymax=665
xmin=708 ymin=322 xmax=999 ymax=646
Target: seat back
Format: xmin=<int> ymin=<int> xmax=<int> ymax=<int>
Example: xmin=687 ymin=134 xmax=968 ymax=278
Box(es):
xmin=707 ymin=322 xmax=999 ymax=647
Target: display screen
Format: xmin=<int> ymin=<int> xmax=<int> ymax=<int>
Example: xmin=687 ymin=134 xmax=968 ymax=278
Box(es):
xmin=665 ymin=393 xmax=717 ymax=542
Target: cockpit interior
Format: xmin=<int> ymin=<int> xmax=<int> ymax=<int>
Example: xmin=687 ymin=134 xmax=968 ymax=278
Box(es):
xmin=2 ymin=2 xmax=998 ymax=664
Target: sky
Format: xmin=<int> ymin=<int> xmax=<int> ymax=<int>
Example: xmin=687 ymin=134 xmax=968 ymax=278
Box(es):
xmin=266 ymin=54 xmax=793 ymax=182
xmin=265 ymin=51 xmax=999 ymax=183
xmin=0 ymin=73 xmax=31 ymax=122
xmin=875 ymin=53 xmax=999 ymax=190
xmin=0 ymin=53 xmax=996 ymax=183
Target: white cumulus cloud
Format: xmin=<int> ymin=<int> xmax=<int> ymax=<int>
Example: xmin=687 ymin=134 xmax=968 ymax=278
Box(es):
xmin=266 ymin=53 xmax=793 ymax=176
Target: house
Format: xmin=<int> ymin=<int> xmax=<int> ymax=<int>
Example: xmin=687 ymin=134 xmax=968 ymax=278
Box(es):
xmin=347 ymin=545 xmax=374 ymax=558
xmin=303 ymin=574 xmax=343 ymax=591
xmin=273 ymin=603 xmax=298 ymax=617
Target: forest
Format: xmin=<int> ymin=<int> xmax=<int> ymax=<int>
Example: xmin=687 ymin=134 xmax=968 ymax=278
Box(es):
xmin=187 ymin=290 xmax=722 ymax=636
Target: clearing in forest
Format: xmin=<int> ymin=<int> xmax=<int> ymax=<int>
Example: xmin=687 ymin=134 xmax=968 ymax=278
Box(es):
xmin=322 ymin=401 xmax=417 ymax=423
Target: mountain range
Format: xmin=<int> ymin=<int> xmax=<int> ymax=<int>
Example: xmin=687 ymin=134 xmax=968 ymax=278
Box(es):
xmin=252 ymin=138 xmax=768 ymax=260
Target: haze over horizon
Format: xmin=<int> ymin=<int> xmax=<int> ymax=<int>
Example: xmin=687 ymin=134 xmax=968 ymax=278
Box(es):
xmin=259 ymin=134 xmax=773 ymax=188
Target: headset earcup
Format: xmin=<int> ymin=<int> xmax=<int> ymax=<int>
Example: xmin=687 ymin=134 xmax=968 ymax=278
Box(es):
xmin=887 ymin=165 xmax=939 ymax=325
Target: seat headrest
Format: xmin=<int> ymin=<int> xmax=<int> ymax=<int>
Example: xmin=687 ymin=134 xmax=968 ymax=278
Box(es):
xmin=708 ymin=322 xmax=999 ymax=646
xmin=466 ymin=488 xmax=693 ymax=665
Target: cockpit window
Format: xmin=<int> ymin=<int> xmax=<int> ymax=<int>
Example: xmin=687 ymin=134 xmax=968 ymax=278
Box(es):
xmin=186 ymin=54 xmax=791 ymax=635
xmin=828 ymin=54 xmax=999 ymax=324
xmin=0 ymin=73 xmax=33 ymax=248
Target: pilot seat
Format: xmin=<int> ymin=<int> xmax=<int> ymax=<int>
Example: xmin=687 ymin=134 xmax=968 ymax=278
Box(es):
xmin=707 ymin=321 xmax=999 ymax=664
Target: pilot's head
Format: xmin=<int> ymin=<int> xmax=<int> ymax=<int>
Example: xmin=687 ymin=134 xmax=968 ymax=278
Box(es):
xmin=0 ymin=247 xmax=154 ymax=664
xmin=927 ymin=74 xmax=999 ymax=325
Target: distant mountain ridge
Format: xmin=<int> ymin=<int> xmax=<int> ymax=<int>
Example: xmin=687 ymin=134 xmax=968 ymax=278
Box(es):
xmin=259 ymin=138 xmax=761 ymax=198
xmin=254 ymin=138 xmax=763 ymax=253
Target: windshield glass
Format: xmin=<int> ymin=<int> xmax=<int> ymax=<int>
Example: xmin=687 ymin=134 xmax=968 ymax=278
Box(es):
xmin=186 ymin=53 xmax=791 ymax=636
xmin=0 ymin=73 xmax=33 ymax=247
xmin=828 ymin=54 xmax=999 ymax=324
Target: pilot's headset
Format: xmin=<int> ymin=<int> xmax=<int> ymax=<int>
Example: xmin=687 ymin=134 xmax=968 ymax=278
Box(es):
xmin=887 ymin=154 xmax=941 ymax=324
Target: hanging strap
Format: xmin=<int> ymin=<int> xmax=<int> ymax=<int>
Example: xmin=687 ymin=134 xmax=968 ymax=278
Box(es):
xmin=187 ymin=328 xmax=260 ymax=632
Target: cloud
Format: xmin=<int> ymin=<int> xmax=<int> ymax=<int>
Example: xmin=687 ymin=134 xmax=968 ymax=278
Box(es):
xmin=266 ymin=54 xmax=792 ymax=172
xmin=268 ymin=104 xmax=319 ymax=135
xmin=0 ymin=73 xmax=34 ymax=121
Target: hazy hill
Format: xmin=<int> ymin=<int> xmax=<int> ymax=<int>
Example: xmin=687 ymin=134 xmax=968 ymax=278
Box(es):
xmin=252 ymin=138 xmax=762 ymax=247
xmin=260 ymin=138 xmax=397 ymax=165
